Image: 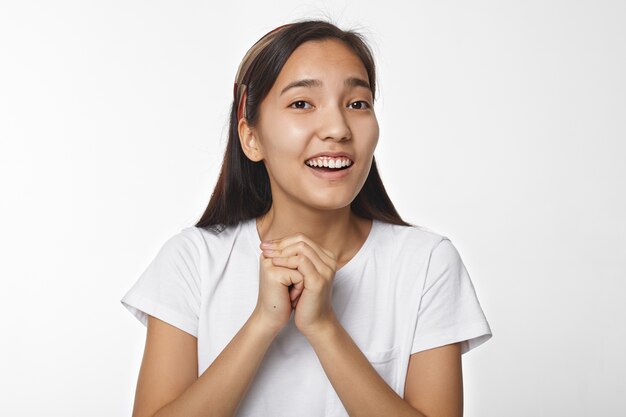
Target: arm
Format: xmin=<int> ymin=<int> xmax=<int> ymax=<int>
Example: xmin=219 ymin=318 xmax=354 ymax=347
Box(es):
xmin=131 ymin=248 xmax=305 ymax=417
xmin=131 ymin=312 xmax=278 ymax=417
xmin=404 ymin=342 xmax=463 ymax=417
xmin=306 ymin=318 xmax=463 ymax=417
xmin=261 ymin=234 xmax=464 ymax=416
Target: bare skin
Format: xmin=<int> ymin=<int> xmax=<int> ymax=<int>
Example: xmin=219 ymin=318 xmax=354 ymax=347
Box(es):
xmin=130 ymin=38 xmax=463 ymax=417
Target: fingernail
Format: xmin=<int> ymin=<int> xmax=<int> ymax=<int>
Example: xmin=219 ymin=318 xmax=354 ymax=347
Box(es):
xmin=260 ymin=241 xmax=272 ymax=247
xmin=263 ymin=249 xmax=275 ymax=254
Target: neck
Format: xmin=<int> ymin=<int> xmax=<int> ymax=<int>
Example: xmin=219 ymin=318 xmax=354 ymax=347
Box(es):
xmin=255 ymin=202 xmax=372 ymax=269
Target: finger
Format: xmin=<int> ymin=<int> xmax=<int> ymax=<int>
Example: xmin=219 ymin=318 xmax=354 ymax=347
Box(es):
xmin=293 ymin=285 xmax=305 ymax=308
xmin=289 ymin=280 xmax=303 ymax=301
xmin=266 ymin=241 xmax=333 ymax=277
xmin=283 ymin=234 xmax=335 ymax=262
xmin=262 ymin=233 xmax=336 ymax=267
xmin=292 ymin=293 xmax=301 ymax=309
xmin=267 ymin=262 xmax=305 ymax=289
xmin=284 ymin=269 xmax=304 ymax=289
xmin=272 ymin=255 xmax=325 ymax=290
xmin=268 ymin=242 xmax=328 ymax=275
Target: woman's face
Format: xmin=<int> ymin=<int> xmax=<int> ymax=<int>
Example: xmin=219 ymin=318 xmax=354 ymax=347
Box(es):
xmin=242 ymin=38 xmax=379 ymax=212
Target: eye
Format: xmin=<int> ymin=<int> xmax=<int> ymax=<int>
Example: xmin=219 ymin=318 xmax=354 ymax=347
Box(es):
xmin=349 ymin=100 xmax=371 ymax=110
xmin=289 ymin=100 xmax=313 ymax=109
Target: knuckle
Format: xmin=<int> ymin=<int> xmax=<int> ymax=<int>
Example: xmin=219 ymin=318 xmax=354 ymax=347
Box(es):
xmin=291 ymin=271 xmax=303 ymax=282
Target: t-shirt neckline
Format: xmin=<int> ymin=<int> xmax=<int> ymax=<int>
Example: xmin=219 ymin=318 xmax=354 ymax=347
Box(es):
xmin=245 ymin=217 xmax=379 ymax=282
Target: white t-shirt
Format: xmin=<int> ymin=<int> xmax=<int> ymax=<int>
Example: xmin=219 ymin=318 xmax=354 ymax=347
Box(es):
xmin=121 ymin=218 xmax=492 ymax=416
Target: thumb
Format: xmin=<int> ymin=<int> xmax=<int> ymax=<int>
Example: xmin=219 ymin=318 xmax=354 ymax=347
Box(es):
xmin=289 ymin=280 xmax=304 ymax=302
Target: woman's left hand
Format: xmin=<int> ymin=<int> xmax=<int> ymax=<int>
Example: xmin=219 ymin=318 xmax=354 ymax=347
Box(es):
xmin=260 ymin=233 xmax=338 ymax=337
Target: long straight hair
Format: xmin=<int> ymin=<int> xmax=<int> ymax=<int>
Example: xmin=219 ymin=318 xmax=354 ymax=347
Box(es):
xmin=195 ymin=20 xmax=410 ymax=231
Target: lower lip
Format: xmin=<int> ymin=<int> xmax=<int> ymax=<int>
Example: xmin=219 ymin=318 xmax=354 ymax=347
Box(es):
xmin=306 ymin=164 xmax=354 ymax=180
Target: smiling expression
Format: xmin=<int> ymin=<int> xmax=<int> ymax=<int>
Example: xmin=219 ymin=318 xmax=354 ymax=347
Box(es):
xmin=239 ymin=38 xmax=380 ymax=212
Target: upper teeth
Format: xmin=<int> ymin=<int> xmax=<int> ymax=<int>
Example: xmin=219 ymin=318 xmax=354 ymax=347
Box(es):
xmin=305 ymin=157 xmax=353 ymax=168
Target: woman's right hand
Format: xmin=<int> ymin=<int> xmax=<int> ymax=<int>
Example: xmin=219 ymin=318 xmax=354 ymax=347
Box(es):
xmin=251 ymin=253 xmax=304 ymax=335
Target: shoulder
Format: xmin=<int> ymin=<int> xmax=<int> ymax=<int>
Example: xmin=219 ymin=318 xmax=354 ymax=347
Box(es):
xmin=366 ymin=221 xmax=461 ymax=275
xmin=166 ymin=220 xmax=253 ymax=257
xmin=159 ymin=226 xmax=204 ymax=254
xmin=157 ymin=221 xmax=244 ymax=249
xmin=374 ymin=220 xmax=451 ymax=254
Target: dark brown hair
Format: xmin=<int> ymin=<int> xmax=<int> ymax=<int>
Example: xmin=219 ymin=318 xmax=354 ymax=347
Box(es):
xmin=195 ymin=20 xmax=410 ymax=231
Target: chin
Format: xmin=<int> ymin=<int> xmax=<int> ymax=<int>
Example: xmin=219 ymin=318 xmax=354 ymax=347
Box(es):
xmin=310 ymin=202 xmax=352 ymax=212
xmin=300 ymin=190 xmax=356 ymax=212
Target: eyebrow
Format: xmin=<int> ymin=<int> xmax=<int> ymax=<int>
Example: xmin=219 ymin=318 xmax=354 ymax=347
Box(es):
xmin=279 ymin=77 xmax=371 ymax=96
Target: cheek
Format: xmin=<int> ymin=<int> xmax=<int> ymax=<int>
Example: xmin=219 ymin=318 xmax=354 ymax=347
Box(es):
xmin=279 ymin=117 xmax=316 ymax=140
xmin=355 ymin=117 xmax=380 ymax=152
xmin=370 ymin=121 xmax=380 ymax=148
xmin=263 ymin=119 xmax=313 ymax=156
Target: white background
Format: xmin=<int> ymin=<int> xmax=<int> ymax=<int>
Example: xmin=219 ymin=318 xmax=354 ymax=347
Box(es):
xmin=1 ymin=1 xmax=624 ymax=416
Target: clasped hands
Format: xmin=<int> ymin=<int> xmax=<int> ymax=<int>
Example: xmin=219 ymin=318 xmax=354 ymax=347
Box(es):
xmin=255 ymin=233 xmax=338 ymax=338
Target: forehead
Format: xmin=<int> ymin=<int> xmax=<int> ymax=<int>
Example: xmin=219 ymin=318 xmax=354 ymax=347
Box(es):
xmin=275 ymin=39 xmax=368 ymax=85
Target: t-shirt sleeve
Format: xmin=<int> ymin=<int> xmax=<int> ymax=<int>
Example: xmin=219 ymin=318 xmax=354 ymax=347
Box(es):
xmin=411 ymin=237 xmax=492 ymax=355
xmin=120 ymin=229 xmax=202 ymax=337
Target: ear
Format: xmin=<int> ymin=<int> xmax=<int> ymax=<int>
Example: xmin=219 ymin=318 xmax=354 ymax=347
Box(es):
xmin=238 ymin=118 xmax=263 ymax=162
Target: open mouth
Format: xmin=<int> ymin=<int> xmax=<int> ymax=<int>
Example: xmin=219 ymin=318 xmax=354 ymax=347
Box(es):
xmin=304 ymin=156 xmax=353 ymax=172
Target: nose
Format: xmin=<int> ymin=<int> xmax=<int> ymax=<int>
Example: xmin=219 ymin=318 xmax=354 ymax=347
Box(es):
xmin=317 ymin=104 xmax=351 ymax=142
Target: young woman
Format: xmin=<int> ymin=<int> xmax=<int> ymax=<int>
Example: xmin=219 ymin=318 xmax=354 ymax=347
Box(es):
xmin=121 ymin=20 xmax=492 ymax=417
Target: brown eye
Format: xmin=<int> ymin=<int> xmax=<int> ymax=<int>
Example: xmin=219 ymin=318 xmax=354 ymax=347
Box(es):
xmin=349 ymin=101 xmax=370 ymax=110
xmin=290 ymin=100 xmax=312 ymax=109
